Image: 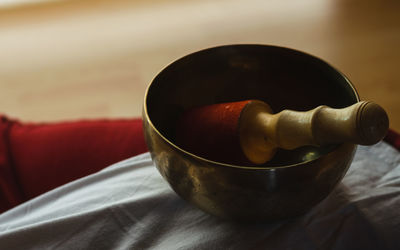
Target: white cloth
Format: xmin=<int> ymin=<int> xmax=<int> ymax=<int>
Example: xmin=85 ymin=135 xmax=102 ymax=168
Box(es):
xmin=0 ymin=142 xmax=399 ymax=250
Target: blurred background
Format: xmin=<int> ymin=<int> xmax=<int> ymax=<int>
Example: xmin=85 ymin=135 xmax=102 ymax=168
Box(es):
xmin=0 ymin=0 xmax=399 ymax=130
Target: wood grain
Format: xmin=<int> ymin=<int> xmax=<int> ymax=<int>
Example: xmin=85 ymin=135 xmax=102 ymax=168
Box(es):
xmin=0 ymin=0 xmax=399 ymax=131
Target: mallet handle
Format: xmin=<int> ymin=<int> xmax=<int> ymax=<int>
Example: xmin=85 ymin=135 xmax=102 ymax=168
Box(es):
xmin=261 ymin=101 xmax=389 ymax=149
xmin=240 ymin=101 xmax=389 ymax=164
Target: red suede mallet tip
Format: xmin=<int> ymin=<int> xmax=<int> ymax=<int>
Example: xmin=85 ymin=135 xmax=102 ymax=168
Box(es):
xmin=176 ymin=100 xmax=252 ymax=165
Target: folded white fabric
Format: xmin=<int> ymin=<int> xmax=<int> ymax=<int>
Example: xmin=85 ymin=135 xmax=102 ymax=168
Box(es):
xmin=0 ymin=142 xmax=399 ymax=250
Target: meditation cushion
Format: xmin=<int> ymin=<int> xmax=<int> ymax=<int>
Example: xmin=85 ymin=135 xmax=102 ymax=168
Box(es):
xmin=0 ymin=116 xmax=147 ymax=213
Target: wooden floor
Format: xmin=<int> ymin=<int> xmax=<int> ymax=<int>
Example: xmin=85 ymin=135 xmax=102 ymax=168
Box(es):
xmin=0 ymin=0 xmax=399 ymax=131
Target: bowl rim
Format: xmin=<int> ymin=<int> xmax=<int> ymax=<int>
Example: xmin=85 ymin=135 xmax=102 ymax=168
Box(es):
xmin=143 ymin=44 xmax=360 ymax=170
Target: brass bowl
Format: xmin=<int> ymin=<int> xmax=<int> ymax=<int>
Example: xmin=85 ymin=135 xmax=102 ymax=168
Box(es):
xmin=143 ymin=44 xmax=359 ymax=222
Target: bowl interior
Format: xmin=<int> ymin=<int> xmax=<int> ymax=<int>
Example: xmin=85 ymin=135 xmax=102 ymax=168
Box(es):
xmin=145 ymin=45 xmax=359 ymax=167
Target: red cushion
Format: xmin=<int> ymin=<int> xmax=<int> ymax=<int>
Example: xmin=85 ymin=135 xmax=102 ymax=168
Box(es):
xmin=0 ymin=116 xmax=147 ymax=213
xmin=384 ymin=129 xmax=400 ymax=151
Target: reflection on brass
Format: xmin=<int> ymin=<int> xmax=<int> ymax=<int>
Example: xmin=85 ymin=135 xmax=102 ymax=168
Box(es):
xmin=143 ymin=44 xmax=359 ymax=222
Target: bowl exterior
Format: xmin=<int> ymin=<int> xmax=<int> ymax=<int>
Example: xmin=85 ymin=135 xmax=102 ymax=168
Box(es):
xmin=143 ymin=114 xmax=356 ymax=221
xmin=143 ymin=44 xmax=359 ymax=222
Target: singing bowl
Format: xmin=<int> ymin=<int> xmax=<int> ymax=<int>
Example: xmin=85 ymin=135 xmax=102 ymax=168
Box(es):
xmin=143 ymin=44 xmax=359 ymax=222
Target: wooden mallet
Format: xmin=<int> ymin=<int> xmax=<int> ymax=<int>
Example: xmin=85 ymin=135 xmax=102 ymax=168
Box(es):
xmin=176 ymin=100 xmax=389 ymax=165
